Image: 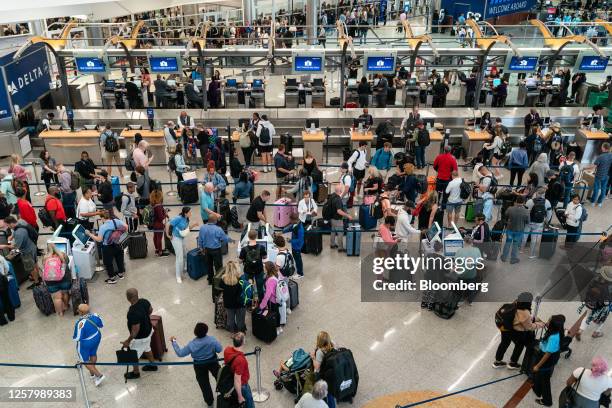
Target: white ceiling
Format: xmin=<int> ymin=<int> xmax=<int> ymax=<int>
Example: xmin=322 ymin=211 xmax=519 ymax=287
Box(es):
xmin=0 ymin=0 xmax=238 ymax=25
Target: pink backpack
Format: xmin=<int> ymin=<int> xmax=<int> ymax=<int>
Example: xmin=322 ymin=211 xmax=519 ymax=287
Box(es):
xmin=43 ymin=256 xmax=65 ymax=282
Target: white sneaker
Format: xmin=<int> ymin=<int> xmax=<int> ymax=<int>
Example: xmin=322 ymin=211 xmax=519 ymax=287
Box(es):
xmin=598 ymin=203 xmax=603 ymax=208
xmin=94 ymin=375 xmax=105 ymax=387
xmin=529 ymin=255 xmax=537 ymax=259
xmin=286 ymin=308 xmax=292 ymax=315
xmin=176 ymin=277 xmax=183 ymax=284
xmin=291 ymin=274 xmax=303 ymax=280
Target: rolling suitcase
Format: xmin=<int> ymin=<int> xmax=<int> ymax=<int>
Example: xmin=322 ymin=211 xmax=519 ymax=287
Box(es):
xmin=214 ymin=293 xmax=226 ymax=329
xmin=7 ymin=251 xmax=27 ymax=284
xmin=252 ymin=309 xmax=278 ymax=343
xmin=180 ymin=180 xmax=198 ymax=204
xmin=128 ymin=232 xmax=148 ymax=259
xmin=230 ymin=206 xmax=240 ymax=229
xmin=288 ymin=279 xmax=299 ymax=310
xmin=33 ymin=284 xmax=54 ymax=316
xmin=187 ymin=249 xmax=207 ymax=280
xmin=432 ymin=290 xmax=460 ymax=319
xmin=346 ymin=224 xmax=361 ymax=257
xmin=70 ymin=278 xmax=89 ymax=315
xmin=0 ymin=274 xmax=15 ymax=323
xmin=464 ymin=201 xmax=475 ymax=222
xmin=359 ymin=205 xmax=377 ymax=231
xmin=539 ymin=226 xmax=559 ymax=260
xmin=320 ymin=348 xmax=359 ymax=403
xmin=6 ymin=264 xmax=20 ymax=308
xmin=273 ymin=198 xmax=295 ymax=228
xmin=216 ymin=198 xmax=232 ymax=229
xmin=111 ymin=176 xmax=121 ymax=198
xmin=150 ymin=315 xmax=167 ymax=361
xmin=303 ymin=225 xmax=323 ymax=255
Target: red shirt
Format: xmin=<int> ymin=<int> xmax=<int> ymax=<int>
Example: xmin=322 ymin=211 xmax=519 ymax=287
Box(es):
xmin=224 ymin=347 xmax=250 ymax=385
xmin=17 ymin=199 xmax=37 ymax=228
xmin=433 ymin=153 xmax=458 ymax=181
xmin=45 ymin=196 xmax=66 ymax=222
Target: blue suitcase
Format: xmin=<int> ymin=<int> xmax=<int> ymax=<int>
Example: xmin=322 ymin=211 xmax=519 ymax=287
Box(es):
xmin=187 ymin=249 xmax=207 ymax=280
xmin=111 ymin=176 xmax=121 ymax=198
xmin=7 ymin=262 xmax=20 ymax=308
xmin=358 ymin=205 xmax=377 ymax=231
xmin=346 ymin=224 xmax=361 ymax=257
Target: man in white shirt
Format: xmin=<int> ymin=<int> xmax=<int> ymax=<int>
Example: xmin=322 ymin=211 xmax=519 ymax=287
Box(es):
xmin=395 ymin=201 xmax=420 ymax=241
xmin=163 ymin=121 xmax=178 ymax=153
xmin=339 ymin=163 xmax=353 ymax=207
xmin=445 ymin=171 xmax=463 ymax=226
xmin=41 ymin=112 xmax=54 ymax=131
xmin=346 ymin=141 xmax=368 ymax=196
xmin=298 ymin=191 xmax=318 ymax=224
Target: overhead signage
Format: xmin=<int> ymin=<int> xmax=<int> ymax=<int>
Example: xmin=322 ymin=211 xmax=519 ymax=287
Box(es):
xmin=3 ymin=45 xmax=51 ymax=112
xmin=576 ymin=55 xmax=610 ymax=72
xmin=365 ymin=55 xmax=396 ymax=74
xmin=148 ymin=55 xmax=181 ymax=74
xmin=75 ymin=56 xmax=107 ymax=73
xmin=506 ymin=56 xmax=539 ymax=72
xmin=485 ymin=0 xmax=536 ymax=18
xmin=293 ymin=55 xmax=323 ymax=73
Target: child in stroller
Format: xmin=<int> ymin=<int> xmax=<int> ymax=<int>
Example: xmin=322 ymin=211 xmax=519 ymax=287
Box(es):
xmin=273 ymin=348 xmax=314 ymax=403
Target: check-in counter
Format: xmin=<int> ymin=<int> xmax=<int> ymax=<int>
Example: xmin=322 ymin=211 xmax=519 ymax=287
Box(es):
xmin=350 ymin=130 xmax=373 ymax=160
xmin=302 ymin=130 xmax=325 ymax=163
xmin=462 ymin=130 xmax=491 ymax=159
xmin=575 ymin=128 xmax=610 ymax=164
xmin=121 ymin=129 xmax=166 ymax=164
xmin=40 ymin=130 xmax=103 ymax=164
xmin=427 ymin=130 xmax=443 ymax=165
xmin=231 ymin=131 xmax=245 ymax=163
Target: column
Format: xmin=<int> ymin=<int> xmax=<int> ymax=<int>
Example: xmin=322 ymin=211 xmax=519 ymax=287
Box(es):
xmin=243 ymin=0 xmax=253 ymax=24
xmin=306 ymin=0 xmax=317 ymax=45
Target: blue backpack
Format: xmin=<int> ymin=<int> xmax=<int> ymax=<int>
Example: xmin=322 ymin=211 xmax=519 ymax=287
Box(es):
xmin=239 ymin=274 xmax=254 ymax=307
xmin=578 ymin=204 xmax=588 ymax=222
xmin=343 ymin=174 xmax=356 ymax=193
xmin=288 ymin=348 xmax=311 ymax=371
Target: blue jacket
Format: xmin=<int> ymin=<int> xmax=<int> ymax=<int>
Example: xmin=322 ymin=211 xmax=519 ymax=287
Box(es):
xmin=283 ymin=222 xmax=304 ymax=251
xmin=371 ymin=148 xmax=393 ymax=170
xmin=509 ymin=149 xmax=529 ymax=169
xmin=197 ymin=222 xmax=229 ymax=250
xmin=233 ymin=181 xmax=253 ymax=200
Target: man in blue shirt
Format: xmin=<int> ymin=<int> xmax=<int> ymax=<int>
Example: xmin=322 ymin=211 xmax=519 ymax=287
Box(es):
xmin=282 ymin=213 xmax=305 ymax=278
xmin=371 ymin=142 xmax=394 ymax=180
xmin=457 ymin=13 xmax=466 ymax=25
xmin=198 ymin=214 xmax=230 ymax=286
xmin=73 ymin=304 xmax=105 ymax=386
xmin=86 ymin=211 xmax=127 ymax=284
xmin=199 ymin=183 xmax=219 ymax=222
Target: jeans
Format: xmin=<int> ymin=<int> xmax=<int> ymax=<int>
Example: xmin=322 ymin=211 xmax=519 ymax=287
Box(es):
xmin=435 ymin=178 xmax=450 ymax=209
xmin=326 ymin=394 xmax=337 ymax=408
xmin=226 ymin=307 xmax=247 ymax=333
xmin=292 ymin=249 xmax=303 ymax=276
xmin=591 ymin=175 xmax=609 ymax=205
xmin=415 ymin=146 xmax=426 ymax=168
xmin=522 ymin=222 xmax=543 ymax=257
xmin=241 ymin=146 xmax=254 ymax=167
xmin=102 ymin=244 xmax=125 ymax=279
xmin=204 ymin=247 xmax=223 ymax=284
xmin=172 ymin=237 xmax=186 ymax=279
xmin=241 ymin=383 xmax=255 ymax=408
xmin=61 ymin=191 xmax=77 ymax=219
xmin=247 ymin=271 xmax=265 ymax=302
xmin=501 ymin=231 xmax=523 ymax=262
xmin=495 ymin=330 xmax=531 ymax=363
xmin=509 ymin=168 xmax=525 ymax=188
xmin=330 ymin=219 xmax=345 ymax=250
xmin=193 ymin=361 xmax=220 ymax=406
xmin=533 ymin=366 xmax=555 ymax=405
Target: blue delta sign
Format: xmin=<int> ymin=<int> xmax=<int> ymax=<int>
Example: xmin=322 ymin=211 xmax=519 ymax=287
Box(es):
xmin=366 ymin=56 xmax=395 ymax=73
xmin=75 ymin=56 xmax=106 ymax=73
xmin=149 ymin=56 xmax=179 ymax=73
xmin=3 ymin=46 xmax=51 ymax=114
xmin=578 ymin=56 xmax=610 ymax=72
xmin=507 ymin=56 xmax=539 ymax=72
xmin=294 ymin=56 xmax=323 ymax=72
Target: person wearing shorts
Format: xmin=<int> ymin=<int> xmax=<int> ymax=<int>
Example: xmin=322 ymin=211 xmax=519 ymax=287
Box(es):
xmin=445 ymin=171 xmax=464 ymax=227
xmin=122 ymin=288 xmax=158 ymax=380
xmin=44 ymin=246 xmax=72 ymax=316
xmin=99 ymin=124 xmax=124 ymax=178
xmin=347 ymin=141 xmax=368 ymax=196
xmin=73 ymin=304 xmax=105 ymax=386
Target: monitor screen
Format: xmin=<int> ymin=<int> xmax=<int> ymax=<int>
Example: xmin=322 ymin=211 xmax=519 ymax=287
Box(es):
xmin=552 ymin=77 xmax=561 ymax=86
xmin=75 ymin=57 xmax=106 ymax=73
xmin=286 ymin=78 xmax=297 ymax=87
xmin=149 ymin=56 xmax=180 ymax=73
xmin=347 ymin=78 xmax=357 ymax=87
xmin=252 ymin=79 xmax=263 ymax=88
xmin=193 ymin=79 xmax=202 ymax=88
xmin=226 ymin=78 xmax=237 ymax=87
xmin=408 ymin=78 xmax=417 ymax=86
xmin=166 ymin=79 xmax=177 ymax=87
xmin=365 ymin=56 xmax=395 ymax=73
xmin=312 ymin=78 xmax=324 ymax=87
xmin=294 ymin=56 xmax=323 ymax=72
xmin=493 ymin=78 xmax=501 ymax=87
xmin=105 ymin=80 xmax=116 ymax=88
xmin=426 ymin=222 xmax=442 ymax=243
xmin=305 ymin=119 xmax=319 ymax=129
xmin=507 ymin=56 xmax=538 ymax=72
xmin=578 ymin=55 xmax=610 ymax=72
xmin=72 ymin=224 xmax=89 ymax=247
xmin=53 ymin=242 xmax=68 ymax=254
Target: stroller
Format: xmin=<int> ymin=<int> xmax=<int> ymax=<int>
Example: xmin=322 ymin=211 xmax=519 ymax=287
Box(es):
xmin=273 ymin=348 xmax=314 ymax=403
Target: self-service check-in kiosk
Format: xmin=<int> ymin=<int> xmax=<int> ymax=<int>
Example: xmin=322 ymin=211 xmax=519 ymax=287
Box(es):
xmin=443 ymin=223 xmax=464 ymax=257
xmin=310 ymin=78 xmax=326 ymax=108
xmin=250 ymin=79 xmax=265 ymax=108
xmin=46 ymin=226 xmax=76 ymax=279
xmin=403 ymin=78 xmax=420 ymax=107
xmin=71 ymin=224 xmax=97 ymax=280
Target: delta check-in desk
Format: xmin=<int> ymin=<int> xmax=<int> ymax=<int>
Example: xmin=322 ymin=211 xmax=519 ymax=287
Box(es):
xmin=575 ymin=128 xmax=610 ymax=164
xmin=427 ymin=130 xmax=443 ymax=164
xmin=40 ymin=129 xmax=104 ymax=164
xmin=302 ymin=130 xmax=325 ymax=163
xmin=462 ymin=130 xmax=491 ymax=159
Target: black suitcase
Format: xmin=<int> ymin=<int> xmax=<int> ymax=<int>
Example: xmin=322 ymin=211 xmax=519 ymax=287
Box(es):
xmin=320 ymin=348 xmax=359 ymax=403
xmin=216 ymin=199 xmax=231 ymax=228
xmin=539 ymin=226 xmax=558 ymax=260
xmin=180 ymin=182 xmax=198 ymax=204
xmin=288 ymin=279 xmax=299 ymax=309
xmin=303 ymin=226 xmax=323 ymax=255
xmin=432 ymin=290 xmax=460 ymax=319
xmin=329 ymin=97 xmax=340 ymax=107
xmin=128 ymin=232 xmax=148 ymax=259
xmin=252 ymin=309 xmax=278 ymax=343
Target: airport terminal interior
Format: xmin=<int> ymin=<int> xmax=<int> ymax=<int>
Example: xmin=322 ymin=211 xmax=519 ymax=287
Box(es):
xmin=0 ymin=0 xmax=611 ymax=407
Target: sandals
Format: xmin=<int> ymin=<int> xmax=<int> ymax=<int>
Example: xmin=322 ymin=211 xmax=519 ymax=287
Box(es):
xmin=592 ymin=331 xmax=604 ymax=339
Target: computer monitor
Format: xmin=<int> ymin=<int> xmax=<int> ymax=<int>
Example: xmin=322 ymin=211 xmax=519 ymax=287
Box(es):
xmin=105 ymin=80 xmax=116 ymax=88
xmin=312 ymin=78 xmax=324 ymax=87
xmin=53 ymin=242 xmax=69 ymax=254
xmin=353 ymin=117 xmax=367 ymax=129
xmin=286 ymin=78 xmax=298 ymax=87
xmin=542 ymin=117 xmax=551 ymax=126
xmin=525 ymin=77 xmax=537 ymax=87
xmin=252 ymin=79 xmax=263 ymax=89
xmin=83 ymin=125 xmax=98 ymax=130
xmin=408 ymin=78 xmax=417 ymax=86
xmin=193 ymin=79 xmax=202 ymax=88
xmin=226 ymin=78 xmax=237 ymax=87
xmin=167 ymin=79 xmax=177 ymax=87
xmin=129 ymin=125 xmax=142 ymax=130
xmin=426 ymin=222 xmax=442 ymax=243
xmin=552 ymin=77 xmax=561 ymax=86
xmin=493 ymin=78 xmax=502 ymax=87
xmin=72 ymin=224 xmax=90 ymax=247
xmin=305 ymin=119 xmax=319 ymax=129
xmin=347 ymin=78 xmax=357 ymax=87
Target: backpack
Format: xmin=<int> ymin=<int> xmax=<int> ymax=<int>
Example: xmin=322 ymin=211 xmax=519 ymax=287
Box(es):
xmin=459 ymin=179 xmax=472 ymax=200
xmin=125 ymin=151 xmax=135 ymax=171
xmin=417 ymin=129 xmax=430 ymax=147
xmin=279 ymin=251 xmax=295 ymax=277
xmin=104 ymin=133 xmax=119 ymax=152
xmin=239 ymin=132 xmax=251 ymax=148
xmin=106 ymin=219 xmax=128 ymax=245
xmin=530 ymin=197 xmax=547 ymax=223
xmin=38 ymin=207 xmax=54 ymax=228
xmin=342 ymin=174 xmax=356 ymax=194
xmin=495 ymin=303 xmax=517 ymax=330
xmin=42 ymin=256 xmax=65 ymax=282
xmin=415 ymin=175 xmax=427 ymax=194
xmin=141 ymin=204 xmax=155 ymax=229
xmin=532 ymin=136 xmax=543 ymax=153
xmin=559 ymin=163 xmax=574 ymax=185
xmin=481 ymin=175 xmax=498 ymax=195
xmin=98 ymin=181 xmax=113 ymax=204
xmin=215 ymin=355 xmax=239 ymax=404
xmin=500 ymin=141 xmax=512 ymax=155
xmin=578 ymin=204 xmax=588 ymax=222
xmin=322 ymin=194 xmax=338 ymax=220
xmin=168 ymin=154 xmax=177 ymax=171
xmin=15 ymin=224 xmax=39 ymax=243
xmin=259 ymin=125 xmax=271 ymax=144
xmin=114 ymin=193 xmax=131 ymax=212
xmin=69 ymin=172 xmax=80 ymax=191
xmin=276 ymin=278 xmax=290 ymax=304
xmin=239 ymin=275 xmax=254 ymax=307
xmin=371 ymin=196 xmax=385 ymax=219
xmin=244 ymin=245 xmax=261 ymax=268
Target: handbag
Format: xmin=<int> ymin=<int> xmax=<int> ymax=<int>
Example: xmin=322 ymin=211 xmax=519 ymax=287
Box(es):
xmin=116 ymin=347 xmax=139 ymax=383
xmin=558 ymin=368 xmax=585 ymax=408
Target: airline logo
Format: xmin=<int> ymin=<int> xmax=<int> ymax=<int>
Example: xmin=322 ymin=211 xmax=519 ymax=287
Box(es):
xmin=590 ymin=58 xmax=600 ymax=66
xmin=376 ymin=59 xmax=385 ymax=67
xmin=7 ymin=62 xmax=49 ymax=95
xmin=86 ymin=60 xmax=95 ymax=67
xmin=304 ymin=60 xmax=312 ymax=67
xmin=159 ymin=60 xmax=168 ymax=67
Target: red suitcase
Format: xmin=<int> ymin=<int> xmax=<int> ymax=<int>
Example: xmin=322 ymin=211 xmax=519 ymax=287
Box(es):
xmin=150 ymin=315 xmax=167 ymax=361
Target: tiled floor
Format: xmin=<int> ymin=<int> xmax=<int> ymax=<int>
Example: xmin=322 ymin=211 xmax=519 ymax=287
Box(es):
xmin=1 ymin=153 xmax=611 ymax=408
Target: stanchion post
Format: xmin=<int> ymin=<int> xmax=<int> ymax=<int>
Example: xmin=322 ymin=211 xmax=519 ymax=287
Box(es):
xmin=252 ymin=346 xmax=269 ymax=403
xmin=76 ymin=363 xmax=92 ymax=408
xmin=167 ymin=170 xmax=178 ymax=196
xmin=31 ymin=162 xmax=46 ymax=196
